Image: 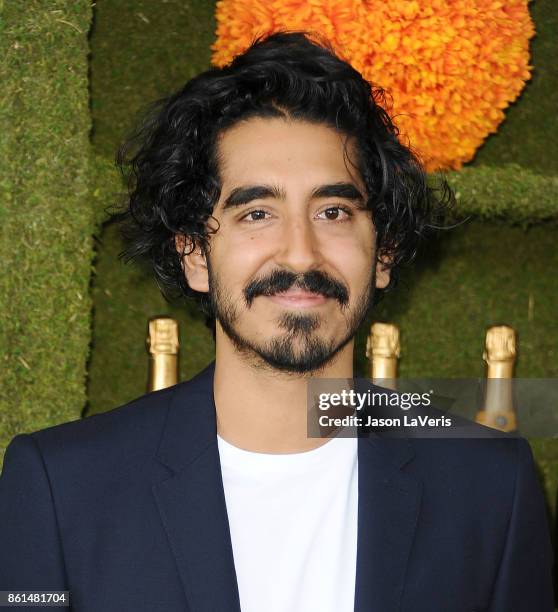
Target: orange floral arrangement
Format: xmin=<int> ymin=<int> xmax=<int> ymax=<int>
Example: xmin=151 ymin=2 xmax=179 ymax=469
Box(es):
xmin=212 ymin=0 xmax=535 ymax=171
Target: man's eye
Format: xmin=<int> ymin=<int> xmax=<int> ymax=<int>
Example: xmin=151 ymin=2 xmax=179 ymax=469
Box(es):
xmin=317 ymin=206 xmax=352 ymax=221
xmin=241 ymin=209 xmax=270 ymax=222
xmin=240 ymin=207 xmax=353 ymax=223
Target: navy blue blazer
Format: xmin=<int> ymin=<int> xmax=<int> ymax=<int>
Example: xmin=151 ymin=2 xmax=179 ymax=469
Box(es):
xmin=0 ymin=361 xmax=554 ymax=611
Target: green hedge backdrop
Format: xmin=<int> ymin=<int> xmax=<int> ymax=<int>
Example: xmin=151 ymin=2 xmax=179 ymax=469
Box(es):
xmin=1 ymin=0 xmax=557 ymax=579
xmin=0 ymin=0 xmax=93 ymax=454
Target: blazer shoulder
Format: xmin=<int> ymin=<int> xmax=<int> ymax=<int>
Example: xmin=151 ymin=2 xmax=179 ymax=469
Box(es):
xmin=21 ymin=379 xmax=197 ymax=470
xmin=407 ymin=433 xmax=538 ymax=504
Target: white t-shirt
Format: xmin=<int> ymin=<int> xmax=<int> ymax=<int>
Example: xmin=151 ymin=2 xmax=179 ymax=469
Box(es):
xmin=217 ymin=433 xmax=359 ymax=612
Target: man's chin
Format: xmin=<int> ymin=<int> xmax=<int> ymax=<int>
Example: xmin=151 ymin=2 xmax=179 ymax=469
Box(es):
xmin=216 ymin=315 xmax=352 ymax=373
xmin=254 ymin=354 xmax=334 ymax=374
xmin=251 ymin=336 xmax=343 ymax=374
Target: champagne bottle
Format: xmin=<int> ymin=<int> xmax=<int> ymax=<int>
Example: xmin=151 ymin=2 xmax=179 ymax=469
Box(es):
xmin=146 ymin=317 xmax=179 ymax=392
xmin=366 ymin=322 xmax=400 ymax=390
xmin=475 ymin=325 xmax=517 ymax=432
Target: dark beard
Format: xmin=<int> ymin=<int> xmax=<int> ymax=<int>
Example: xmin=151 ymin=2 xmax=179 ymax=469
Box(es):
xmin=206 ymin=260 xmax=375 ymax=374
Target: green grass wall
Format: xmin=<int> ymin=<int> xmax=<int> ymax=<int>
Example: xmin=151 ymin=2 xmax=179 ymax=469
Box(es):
xmin=0 ymin=1 xmax=94 ymax=458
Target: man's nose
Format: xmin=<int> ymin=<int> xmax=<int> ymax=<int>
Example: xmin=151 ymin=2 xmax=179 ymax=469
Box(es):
xmin=274 ymin=214 xmax=324 ymax=273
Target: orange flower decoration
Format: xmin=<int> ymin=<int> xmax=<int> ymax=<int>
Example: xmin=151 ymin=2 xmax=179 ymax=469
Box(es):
xmin=212 ymin=0 xmax=535 ymax=171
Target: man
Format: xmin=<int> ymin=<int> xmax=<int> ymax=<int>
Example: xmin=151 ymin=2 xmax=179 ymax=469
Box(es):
xmin=0 ymin=32 xmax=554 ymax=611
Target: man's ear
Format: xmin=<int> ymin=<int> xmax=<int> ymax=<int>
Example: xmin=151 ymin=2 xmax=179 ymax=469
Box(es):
xmin=375 ymin=251 xmax=392 ymax=290
xmin=175 ymin=234 xmax=209 ymax=293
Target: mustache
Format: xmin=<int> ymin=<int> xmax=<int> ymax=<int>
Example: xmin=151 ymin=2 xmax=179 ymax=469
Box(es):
xmin=244 ymin=269 xmax=349 ymax=307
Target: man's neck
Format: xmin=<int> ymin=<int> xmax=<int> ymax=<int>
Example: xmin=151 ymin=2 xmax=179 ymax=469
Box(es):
xmin=213 ymin=337 xmax=355 ymax=454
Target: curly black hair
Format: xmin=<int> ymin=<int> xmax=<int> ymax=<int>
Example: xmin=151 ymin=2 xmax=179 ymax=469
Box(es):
xmin=115 ymin=31 xmax=455 ymax=329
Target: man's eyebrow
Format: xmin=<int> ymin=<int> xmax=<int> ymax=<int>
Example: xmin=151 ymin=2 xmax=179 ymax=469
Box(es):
xmin=311 ymin=182 xmax=365 ymax=203
xmin=222 ymin=185 xmax=286 ymax=210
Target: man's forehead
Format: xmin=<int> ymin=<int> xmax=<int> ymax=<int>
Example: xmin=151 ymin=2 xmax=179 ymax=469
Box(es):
xmin=215 ymin=117 xmax=364 ymax=191
xmin=217 ymin=115 xmax=356 ymax=151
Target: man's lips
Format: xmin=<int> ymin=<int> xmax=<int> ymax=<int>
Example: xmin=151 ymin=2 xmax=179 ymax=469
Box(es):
xmin=265 ymin=289 xmax=329 ymax=308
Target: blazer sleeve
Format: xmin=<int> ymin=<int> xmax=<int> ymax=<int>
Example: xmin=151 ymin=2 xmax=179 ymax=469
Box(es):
xmin=0 ymin=434 xmax=68 ymax=597
xmin=487 ymin=437 xmax=555 ymax=611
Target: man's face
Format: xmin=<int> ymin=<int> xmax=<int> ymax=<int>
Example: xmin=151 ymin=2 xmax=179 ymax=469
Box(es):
xmin=184 ymin=117 xmax=389 ymax=374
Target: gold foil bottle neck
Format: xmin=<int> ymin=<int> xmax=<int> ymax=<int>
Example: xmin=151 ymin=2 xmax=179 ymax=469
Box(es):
xmin=366 ymin=322 xmax=400 ymax=388
xmin=147 ymin=318 xmax=179 ymax=355
xmin=147 ymin=317 xmax=179 ymax=392
xmin=366 ymin=322 xmax=401 ymax=360
xmin=483 ymin=325 xmax=516 ymax=366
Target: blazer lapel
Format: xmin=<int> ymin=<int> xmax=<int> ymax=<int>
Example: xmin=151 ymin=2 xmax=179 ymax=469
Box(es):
xmin=152 ymin=361 xmax=242 ymax=612
xmin=354 ymin=432 xmax=422 ymax=612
